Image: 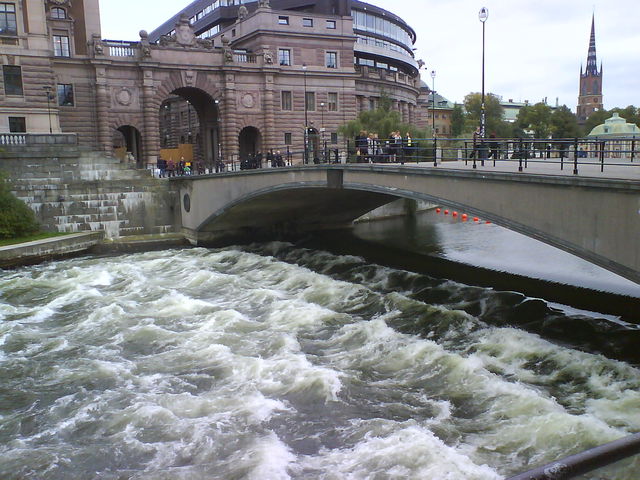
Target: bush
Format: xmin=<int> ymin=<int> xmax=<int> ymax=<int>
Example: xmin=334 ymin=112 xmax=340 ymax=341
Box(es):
xmin=0 ymin=173 xmax=40 ymax=239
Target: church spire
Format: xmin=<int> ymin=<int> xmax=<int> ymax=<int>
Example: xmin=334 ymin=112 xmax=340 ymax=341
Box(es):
xmin=584 ymin=14 xmax=599 ymax=76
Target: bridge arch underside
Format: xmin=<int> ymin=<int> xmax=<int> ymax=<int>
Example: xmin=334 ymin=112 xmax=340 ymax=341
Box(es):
xmin=194 ymin=186 xmax=398 ymax=239
xmin=183 ymin=168 xmax=640 ymax=284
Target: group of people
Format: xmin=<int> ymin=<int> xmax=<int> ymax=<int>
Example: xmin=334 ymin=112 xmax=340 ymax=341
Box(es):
xmin=354 ymin=130 xmax=414 ymax=164
xmin=469 ymin=127 xmax=500 ymax=160
xmin=241 ymin=150 xmax=287 ymax=170
xmin=156 ymin=157 xmax=205 ymax=177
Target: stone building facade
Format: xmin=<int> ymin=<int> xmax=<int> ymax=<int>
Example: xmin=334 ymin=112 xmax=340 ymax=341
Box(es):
xmin=1 ymin=0 xmax=425 ymax=167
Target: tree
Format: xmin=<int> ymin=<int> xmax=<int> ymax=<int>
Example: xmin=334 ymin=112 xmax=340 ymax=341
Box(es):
xmin=583 ymin=109 xmax=611 ymax=135
xmin=463 ymin=93 xmax=511 ymax=137
xmin=339 ymin=92 xmax=428 ymax=141
xmin=550 ymin=105 xmax=580 ymax=139
xmin=516 ymin=102 xmax=553 ymax=138
xmin=450 ymin=103 xmax=465 ymax=137
xmin=0 ymin=173 xmax=40 ymax=239
xmin=611 ymin=105 xmax=639 ymax=127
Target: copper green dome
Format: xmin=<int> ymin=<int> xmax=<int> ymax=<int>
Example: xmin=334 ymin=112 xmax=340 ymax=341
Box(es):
xmin=588 ymin=113 xmax=640 ymax=137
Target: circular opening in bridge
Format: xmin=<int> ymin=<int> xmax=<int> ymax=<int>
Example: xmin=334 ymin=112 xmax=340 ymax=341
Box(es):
xmin=183 ymin=193 xmax=191 ymax=213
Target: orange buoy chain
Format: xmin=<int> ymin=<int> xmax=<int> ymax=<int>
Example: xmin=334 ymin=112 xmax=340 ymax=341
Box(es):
xmin=434 ymin=208 xmax=490 ymax=225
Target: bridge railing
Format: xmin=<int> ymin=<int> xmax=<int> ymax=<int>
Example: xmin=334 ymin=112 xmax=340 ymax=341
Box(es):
xmin=198 ymin=136 xmax=639 ymax=176
xmin=341 ymin=135 xmax=639 ymax=175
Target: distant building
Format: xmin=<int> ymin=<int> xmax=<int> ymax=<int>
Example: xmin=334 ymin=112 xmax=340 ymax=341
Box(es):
xmin=577 ymin=15 xmax=603 ymax=125
xmin=499 ymin=98 xmax=559 ymax=124
xmin=587 ymin=113 xmax=640 ymax=138
xmin=417 ymin=82 xmax=454 ymax=137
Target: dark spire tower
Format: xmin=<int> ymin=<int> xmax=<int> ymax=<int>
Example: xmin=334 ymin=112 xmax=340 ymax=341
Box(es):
xmin=577 ymin=14 xmax=603 ymax=124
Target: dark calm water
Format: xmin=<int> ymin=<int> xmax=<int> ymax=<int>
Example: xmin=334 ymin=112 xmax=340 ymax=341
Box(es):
xmin=1 ymin=217 xmax=639 ymax=479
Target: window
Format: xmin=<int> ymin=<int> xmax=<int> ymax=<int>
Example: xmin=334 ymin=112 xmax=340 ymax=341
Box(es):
xmin=284 ymin=132 xmax=292 ymax=145
xmin=325 ymin=51 xmax=337 ymax=68
xmin=281 ymin=90 xmax=292 ymax=110
xmin=8 ymin=116 xmax=25 ymax=132
xmin=302 ymin=18 xmax=313 ymax=27
xmin=53 ymin=35 xmax=71 ymax=57
xmin=327 ymin=92 xmax=338 ymax=111
xmin=278 ymin=16 xmax=289 ymax=25
xmin=0 ymin=3 xmax=17 ymax=36
xmin=51 ymin=7 xmax=66 ymax=19
xmin=331 ymin=132 xmax=338 ymax=144
xmin=326 ymin=20 xmax=336 ymax=29
xmin=2 ymin=65 xmax=22 ymax=95
xmin=368 ymin=98 xmax=376 ymax=110
xmin=278 ymin=48 xmax=291 ymax=66
xmin=57 ymin=83 xmax=74 ymax=106
xmin=305 ymin=91 xmax=315 ymax=111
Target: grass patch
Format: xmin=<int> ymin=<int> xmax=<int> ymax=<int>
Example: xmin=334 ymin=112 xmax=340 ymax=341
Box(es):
xmin=0 ymin=232 xmax=74 ymax=247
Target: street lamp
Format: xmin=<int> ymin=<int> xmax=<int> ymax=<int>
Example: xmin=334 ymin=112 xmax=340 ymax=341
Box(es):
xmin=43 ymin=85 xmax=54 ymax=134
xmin=187 ymin=100 xmax=192 ymax=143
xmin=479 ymin=7 xmax=488 ymax=166
xmin=320 ymin=101 xmax=325 ymax=162
xmin=430 ymin=70 xmax=436 ymax=136
xmin=214 ymin=99 xmax=221 ymax=171
xmin=431 ymin=70 xmax=437 ymax=166
xmin=302 ymin=64 xmax=308 ymax=164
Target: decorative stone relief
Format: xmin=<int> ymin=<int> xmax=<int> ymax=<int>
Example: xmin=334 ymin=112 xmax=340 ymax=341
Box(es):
xmin=240 ymin=93 xmax=255 ymax=109
xmin=263 ymin=50 xmax=274 ymax=64
xmin=158 ymin=14 xmax=213 ymax=50
xmin=115 ymin=88 xmax=133 ymax=106
xmin=139 ymin=30 xmax=152 ymax=58
xmin=185 ymin=70 xmax=195 ymax=86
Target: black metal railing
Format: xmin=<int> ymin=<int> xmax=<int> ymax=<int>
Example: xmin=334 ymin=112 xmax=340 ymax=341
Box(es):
xmin=506 ymin=431 xmax=640 ymax=480
xmin=187 ymin=135 xmax=639 ymax=177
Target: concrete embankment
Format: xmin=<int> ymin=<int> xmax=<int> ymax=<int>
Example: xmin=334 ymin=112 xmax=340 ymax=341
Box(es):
xmin=0 ymin=232 xmax=105 ymax=268
xmin=0 ymin=232 xmax=193 ymax=269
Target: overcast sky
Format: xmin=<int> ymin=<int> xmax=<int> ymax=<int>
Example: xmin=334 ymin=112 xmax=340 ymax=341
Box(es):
xmin=99 ymin=0 xmax=639 ymax=111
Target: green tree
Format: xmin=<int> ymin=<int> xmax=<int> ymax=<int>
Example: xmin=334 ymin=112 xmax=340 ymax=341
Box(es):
xmin=463 ymin=93 xmax=510 ymax=137
xmin=450 ymin=103 xmax=465 ymax=137
xmin=516 ymin=102 xmax=553 ymax=138
xmin=550 ymin=105 xmax=580 ymax=139
xmin=583 ymin=108 xmax=611 ymax=135
xmin=0 ymin=173 xmax=40 ymax=239
xmin=339 ymin=93 xmax=428 ymax=141
xmin=611 ymin=105 xmax=639 ymax=127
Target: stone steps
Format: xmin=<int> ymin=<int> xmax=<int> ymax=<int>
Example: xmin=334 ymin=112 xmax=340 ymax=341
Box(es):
xmin=6 ymin=149 xmax=175 ymax=239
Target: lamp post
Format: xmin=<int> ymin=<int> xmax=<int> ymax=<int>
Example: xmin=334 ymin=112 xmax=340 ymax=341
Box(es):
xmin=43 ymin=85 xmax=54 ymax=134
xmin=302 ymin=64 xmax=308 ymax=164
xmin=479 ymin=7 xmax=488 ymax=166
xmin=187 ymin=100 xmax=192 ymax=143
xmin=214 ymin=99 xmax=221 ymax=171
xmin=320 ymin=101 xmax=325 ymax=162
xmin=431 ymin=70 xmax=437 ymax=166
xmin=430 ymin=70 xmax=436 ymax=135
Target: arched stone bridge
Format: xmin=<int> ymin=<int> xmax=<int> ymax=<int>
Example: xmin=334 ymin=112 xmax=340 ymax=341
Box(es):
xmin=174 ymin=165 xmax=640 ymax=284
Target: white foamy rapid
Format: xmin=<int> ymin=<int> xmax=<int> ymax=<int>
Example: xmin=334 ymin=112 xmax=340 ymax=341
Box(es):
xmin=0 ymin=244 xmax=638 ymax=479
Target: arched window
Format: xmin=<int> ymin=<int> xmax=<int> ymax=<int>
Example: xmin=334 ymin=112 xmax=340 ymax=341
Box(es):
xmin=51 ymin=7 xmax=67 ymax=19
xmin=592 ymin=81 xmax=599 ymax=94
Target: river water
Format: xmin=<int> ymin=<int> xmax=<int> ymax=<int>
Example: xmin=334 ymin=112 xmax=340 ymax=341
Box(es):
xmin=1 ymin=236 xmax=639 ymax=479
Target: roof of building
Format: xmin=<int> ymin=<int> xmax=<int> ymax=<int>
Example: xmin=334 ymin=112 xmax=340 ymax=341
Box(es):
xmin=588 ymin=113 xmax=640 ymax=137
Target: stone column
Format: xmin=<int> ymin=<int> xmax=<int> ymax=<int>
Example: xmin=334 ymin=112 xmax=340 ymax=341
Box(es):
xmin=94 ymin=67 xmax=111 ymax=154
xmin=222 ymin=72 xmax=238 ymax=160
xmin=263 ymin=73 xmax=275 ymax=151
xmin=142 ymin=69 xmax=160 ymax=168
